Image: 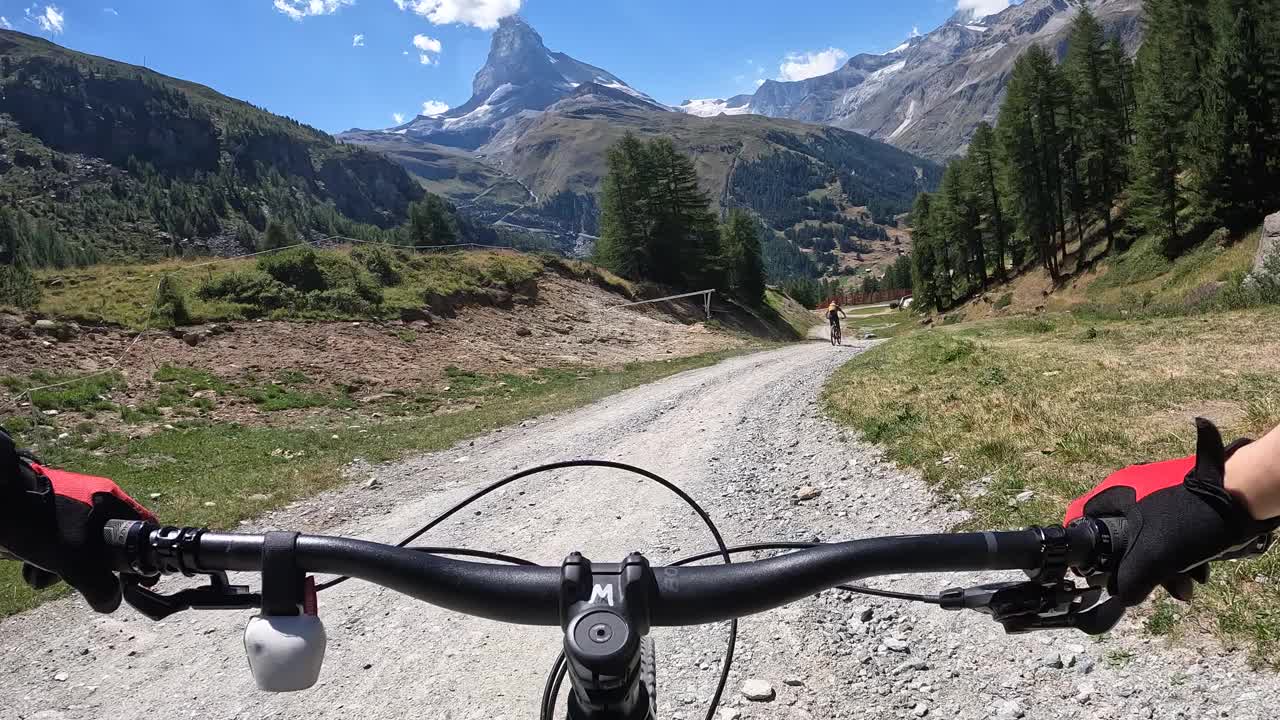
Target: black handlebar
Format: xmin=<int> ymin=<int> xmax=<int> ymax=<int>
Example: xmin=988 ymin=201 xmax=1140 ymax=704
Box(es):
xmin=103 ymin=519 xmax=1114 ymax=627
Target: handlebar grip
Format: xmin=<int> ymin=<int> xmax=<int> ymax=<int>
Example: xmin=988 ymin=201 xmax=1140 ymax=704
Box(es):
xmin=1096 ymin=516 xmax=1128 ymax=567
xmin=102 ymin=519 xmax=159 ymax=576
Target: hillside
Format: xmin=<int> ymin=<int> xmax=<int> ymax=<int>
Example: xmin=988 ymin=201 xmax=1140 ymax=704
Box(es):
xmin=0 ymin=30 xmax=428 ymax=263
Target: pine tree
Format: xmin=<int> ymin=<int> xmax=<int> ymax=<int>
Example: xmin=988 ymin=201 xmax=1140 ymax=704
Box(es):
xmin=1190 ymin=0 xmax=1280 ymax=230
xmin=647 ymin=138 xmax=723 ymax=289
xmin=1106 ymin=39 xmax=1137 ymax=148
xmin=1065 ymin=5 xmax=1126 ymax=255
xmin=720 ymin=210 xmax=767 ymax=304
xmin=1130 ymin=27 xmax=1190 ymax=255
xmin=998 ymin=47 xmax=1062 ymax=279
xmin=261 ymin=220 xmax=296 ymax=251
xmin=939 ymin=158 xmax=986 ymax=293
xmin=407 ymin=195 xmax=458 ymax=246
xmin=595 ymin=134 xmax=725 ymax=291
xmin=594 ymin=133 xmax=652 ymax=279
xmin=969 ymin=122 xmax=1008 ymax=281
xmin=909 ymin=193 xmax=941 ymax=312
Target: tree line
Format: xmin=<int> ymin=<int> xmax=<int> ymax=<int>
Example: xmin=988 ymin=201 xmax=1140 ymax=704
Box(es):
xmin=910 ymin=0 xmax=1280 ymax=313
xmin=593 ymin=133 xmax=766 ymax=305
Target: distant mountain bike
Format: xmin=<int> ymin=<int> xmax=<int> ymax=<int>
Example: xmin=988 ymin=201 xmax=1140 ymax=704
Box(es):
xmin=830 ymin=321 xmax=842 ymax=346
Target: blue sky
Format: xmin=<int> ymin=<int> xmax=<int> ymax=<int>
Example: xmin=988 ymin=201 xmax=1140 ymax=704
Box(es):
xmin=0 ymin=0 xmax=1010 ymax=133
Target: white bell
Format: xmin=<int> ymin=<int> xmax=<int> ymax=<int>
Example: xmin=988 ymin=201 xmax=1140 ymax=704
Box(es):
xmin=243 ymin=614 xmax=327 ymax=692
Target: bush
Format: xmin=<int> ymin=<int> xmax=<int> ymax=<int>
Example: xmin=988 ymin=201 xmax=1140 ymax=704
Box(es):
xmin=0 ymin=265 xmax=41 ymax=309
xmin=198 ymin=270 xmax=301 ymax=313
xmin=234 ymin=223 xmax=259 ymax=252
xmin=313 ymin=252 xmax=382 ymax=304
xmin=351 ymin=244 xmax=402 ymax=285
xmin=258 ymin=247 xmax=327 ymax=292
xmin=1251 ymin=244 xmax=1280 ymax=305
xmin=201 ymin=249 xmax=382 ymax=317
xmin=308 ymin=288 xmax=378 ymax=316
xmin=261 ymin=221 xmax=298 ymax=251
xmin=152 ymin=275 xmax=192 ymax=327
xmin=994 ymin=293 xmax=1013 ymax=310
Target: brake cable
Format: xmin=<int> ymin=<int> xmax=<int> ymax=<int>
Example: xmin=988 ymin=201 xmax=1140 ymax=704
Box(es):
xmin=307 ymin=460 xmax=734 ymax=720
xmin=312 ymin=461 xmax=939 ymax=719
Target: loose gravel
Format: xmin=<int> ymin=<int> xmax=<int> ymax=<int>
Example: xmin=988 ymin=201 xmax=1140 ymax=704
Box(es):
xmin=2 ymin=342 xmax=1277 ymax=720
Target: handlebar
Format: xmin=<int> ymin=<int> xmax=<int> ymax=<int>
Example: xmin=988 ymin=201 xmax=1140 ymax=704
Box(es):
xmin=104 ymin=519 xmax=1115 ymax=627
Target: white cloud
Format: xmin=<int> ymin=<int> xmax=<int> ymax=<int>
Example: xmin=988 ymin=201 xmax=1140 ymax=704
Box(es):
xmin=27 ymin=5 xmax=65 ymax=34
xmin=421 ymin=99 xmax=449 ymax=116
xmin=955 ymin=0 xmax=1010 ymax=19
xmin=0 ymin=16 xmax=11 ymax=28
xmin=352 ymin=33 xmax=365 ymax=46
xmin=103 ymin=7 xmax=118 ymax=15
xmin=910 ymin=25 xmax=921 ymax=38
xmin=778 ymin=47 xmax=848 ymax=82
xmin=392 ymin=112 xmax=405 ymax=124
xmin=412 ymin=33 xmax=442 ymax=64
xmin=755 ymin=78 xmax=766 ymax=88
xmin=393 ymin=0 xmax=520 ymax=30
xmin=273 ymin=0 xmax=354 ymax=21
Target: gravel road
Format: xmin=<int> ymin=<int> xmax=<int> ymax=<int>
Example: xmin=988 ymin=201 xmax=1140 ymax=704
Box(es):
xmin=4 ymin=342 xmax=1277 ymax=720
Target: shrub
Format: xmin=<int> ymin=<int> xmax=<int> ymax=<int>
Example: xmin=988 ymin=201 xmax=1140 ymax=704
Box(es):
xmin=1253 ymin=244 xmax=1280 ymax=305
xmin=313 ymin=252 xmax=382 ymax=304
xmin=0 ymin=265 xmax=41 ymax=309
xmin=261 ymin=221 xmax=297 ymax=251
xmin=351 ymin=244 xmax=402 ymax=285
xmin=994 ymin=293 xmax=1013 ymax=310
xmin=198 ymin=270 xmax=301 ymax=312
xmin=152 ymin=275 xmax=192 ymax=327
xmin=308 ymin=287 xmax=378 ymax=316
xmin=258 ymin=247 xmax=327 ymax=292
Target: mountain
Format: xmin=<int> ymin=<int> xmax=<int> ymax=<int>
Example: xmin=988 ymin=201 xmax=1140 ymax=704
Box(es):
xmin=677 ymin=0 xmax=1143 ymax=160
xmin=342 ymin=18 xmax=940 ymax=271
xmin=352 ymin=15 xmax=664 ymax=151
xmin=0 ymin=29 xmax=428 ymax=263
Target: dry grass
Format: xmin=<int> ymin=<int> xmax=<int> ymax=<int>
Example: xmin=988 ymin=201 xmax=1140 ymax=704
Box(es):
xmin=824 ymin=308 xmax=1280 ymax=665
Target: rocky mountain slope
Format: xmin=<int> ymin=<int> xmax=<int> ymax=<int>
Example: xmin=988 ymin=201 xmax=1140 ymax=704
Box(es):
xmin=680 ymin=0 xmax=1142 ymax=160
xmin=342 ymin=16 xmax=663 ymax=152
xmin=342 ymin=18 xmax=940 ymax=268
xmin=0 ymin=30 xmax=427 ymax=261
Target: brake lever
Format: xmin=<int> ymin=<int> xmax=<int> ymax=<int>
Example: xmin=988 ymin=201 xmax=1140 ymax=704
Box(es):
xmin=939 ymin=579 xmax=1105 ymax=634
xmin=122 ymin=572 xmax=260 ymax=621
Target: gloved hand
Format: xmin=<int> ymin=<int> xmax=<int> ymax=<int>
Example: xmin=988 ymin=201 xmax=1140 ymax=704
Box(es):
xmin=0 ymin=428 xmax=155 ymax=612
xmin=1065 ymin=418 xmax=1277 ymax=606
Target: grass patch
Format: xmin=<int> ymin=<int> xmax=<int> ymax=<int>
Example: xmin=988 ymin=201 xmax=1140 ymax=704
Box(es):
xmin=824 ymin=308 xmax=1280 ymax=666
xmin=2 ymin=371 xmax=122 ymax=412
xmin=765 ymin=288 xmax=820 ymax=338
xmin=0 ymin=348 xmax=748 ymax=617
xmin=33 ymin=247 xmax=551 ymax=329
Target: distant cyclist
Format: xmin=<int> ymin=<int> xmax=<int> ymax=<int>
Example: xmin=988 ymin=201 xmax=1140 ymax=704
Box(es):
xmin=826 ymin=301 xmax=847 ymax=345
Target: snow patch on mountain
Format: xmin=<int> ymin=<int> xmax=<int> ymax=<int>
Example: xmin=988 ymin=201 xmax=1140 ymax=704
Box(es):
xmin=839 ymin=59 xmax=907 ymax=113
xmin=889 ymin=99 xmax=918 ymax=140
xmin=679 ymin=97 xmax=752 ymax=117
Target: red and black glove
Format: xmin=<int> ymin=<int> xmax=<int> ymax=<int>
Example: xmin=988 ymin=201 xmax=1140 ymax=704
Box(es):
xmin=1066 ymin=418 xmax=1277 ymax=607
xmin=0 ymin=428 xmax=155 ymax=613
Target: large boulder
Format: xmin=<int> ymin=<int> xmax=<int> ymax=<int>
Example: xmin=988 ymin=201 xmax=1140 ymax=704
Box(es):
xmin=1254 ymin=212 xmax=1280 ymax=276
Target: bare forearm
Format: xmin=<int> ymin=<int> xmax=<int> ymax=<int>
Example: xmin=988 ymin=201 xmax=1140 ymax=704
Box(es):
xmin=1226 ymin=423 xmax=1280 ymax=520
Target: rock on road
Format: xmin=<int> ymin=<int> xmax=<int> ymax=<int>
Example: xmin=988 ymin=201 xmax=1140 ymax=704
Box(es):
xmin=3 ymin=342 xmax=1278 ymax=720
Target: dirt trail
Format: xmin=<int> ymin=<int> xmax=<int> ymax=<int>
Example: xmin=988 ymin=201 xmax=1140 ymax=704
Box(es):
xmin=2 ymin=342 xmax=1276 ymax=720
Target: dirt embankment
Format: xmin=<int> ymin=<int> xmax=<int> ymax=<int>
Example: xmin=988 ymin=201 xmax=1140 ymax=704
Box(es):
xmin=1 ymin=271 xmax=771 ymax=431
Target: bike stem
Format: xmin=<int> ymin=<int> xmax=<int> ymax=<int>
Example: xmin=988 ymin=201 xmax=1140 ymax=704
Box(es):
xmin=559 ymin=552 xmax=656 ymax=720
